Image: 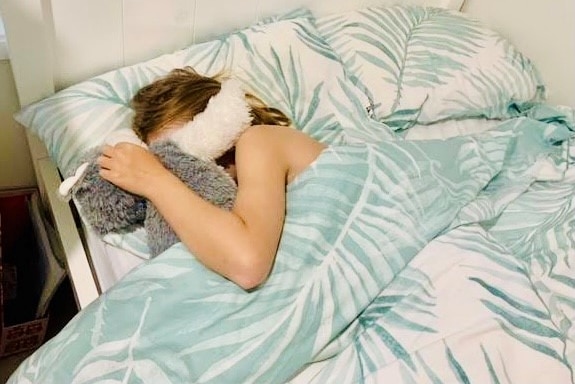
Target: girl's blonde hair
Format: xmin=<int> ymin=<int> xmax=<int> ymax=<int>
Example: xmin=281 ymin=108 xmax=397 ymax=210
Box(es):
xmin=131 ymin=66 xmax=291 ymax=143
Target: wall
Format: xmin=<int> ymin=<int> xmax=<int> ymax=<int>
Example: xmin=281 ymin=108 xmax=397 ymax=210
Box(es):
xmin=0 ymin=59 xmax=35 ymax=188
xmin=465 ymin=0 xmax=575 ymax=108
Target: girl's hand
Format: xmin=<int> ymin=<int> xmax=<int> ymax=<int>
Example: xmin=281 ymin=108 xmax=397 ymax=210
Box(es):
xmin=97 ymin=143 xmax=169 ymax=197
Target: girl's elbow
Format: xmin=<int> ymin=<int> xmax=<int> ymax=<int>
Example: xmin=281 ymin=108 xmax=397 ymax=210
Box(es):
xmin=233 ymin=268 xmax=269 ymax=291
xmin=231 ymin=254 xmax=272 ymax=291
xmin=234 ymin=275 xmax=265 ymax=291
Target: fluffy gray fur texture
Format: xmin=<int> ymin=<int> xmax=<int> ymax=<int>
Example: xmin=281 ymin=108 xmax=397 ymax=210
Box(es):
xmin=70 ymin=147 xmax=147 ymax=235
xmin=69 ymin=140 xmax=237 ymax=257
xmin=145 ymin=140 xmax=237 ymax=256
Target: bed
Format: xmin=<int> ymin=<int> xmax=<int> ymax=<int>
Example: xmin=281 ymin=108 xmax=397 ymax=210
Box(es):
xmin=1 ymin=0 xmax=574 ymax=382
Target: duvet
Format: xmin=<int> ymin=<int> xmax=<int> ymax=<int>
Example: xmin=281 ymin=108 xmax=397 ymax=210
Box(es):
xmin=8 ymin=114 xmax=574 ymax=383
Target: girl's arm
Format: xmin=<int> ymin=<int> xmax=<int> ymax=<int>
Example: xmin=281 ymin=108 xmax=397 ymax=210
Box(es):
xmin=98 ymin=126 xmax=288 ymax=290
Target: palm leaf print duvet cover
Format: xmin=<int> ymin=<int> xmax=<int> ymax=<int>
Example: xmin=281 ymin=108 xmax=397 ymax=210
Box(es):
xmin=9 ymin=113 xmax=575 ymax=384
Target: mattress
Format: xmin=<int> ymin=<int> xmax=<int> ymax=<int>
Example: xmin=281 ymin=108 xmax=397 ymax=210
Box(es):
xmin=82 ymin=223 xmax=147 ymax=292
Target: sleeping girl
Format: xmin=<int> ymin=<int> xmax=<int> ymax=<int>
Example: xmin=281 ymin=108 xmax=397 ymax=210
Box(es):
xmin=97 ymin=66 xmax=326 ymax=290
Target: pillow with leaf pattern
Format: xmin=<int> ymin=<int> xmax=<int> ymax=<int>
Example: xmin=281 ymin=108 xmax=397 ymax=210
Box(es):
xmin=315 ymin=5 xmax=546 ymax=131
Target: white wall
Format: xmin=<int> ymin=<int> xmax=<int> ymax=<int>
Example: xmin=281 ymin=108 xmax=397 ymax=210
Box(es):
xmin=1 ymin=9 xmax=35 ymax=188
xmin=465 ymin=0 xmax=575 ymax=108
xmin=0 ymin=59 xmax=35 ymax=189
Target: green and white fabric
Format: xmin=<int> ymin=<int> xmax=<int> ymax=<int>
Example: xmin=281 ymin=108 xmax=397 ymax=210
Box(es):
xmin=9 ymin=117 xmax=574 ymax=383
xmin=302 ymin=224 xmax=574 ymax=383
xmin=316 ymin=5 xmax=546 ymax=131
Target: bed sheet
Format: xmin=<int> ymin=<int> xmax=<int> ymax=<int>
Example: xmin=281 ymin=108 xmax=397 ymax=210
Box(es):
xmin=82 ymin=224 xmax=147 ymax=292
xmin=8 ymin=111 xmax=574 ymax=384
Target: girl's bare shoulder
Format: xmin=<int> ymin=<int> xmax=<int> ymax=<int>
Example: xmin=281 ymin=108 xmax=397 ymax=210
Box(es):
xmin=238 ymin=125 xmax=323 ymax=150
xmin=237 ymin=125 xmax=326 ymax=183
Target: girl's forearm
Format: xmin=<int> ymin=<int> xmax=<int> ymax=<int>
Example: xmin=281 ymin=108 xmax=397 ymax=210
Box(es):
xmin=145 ymin=172 xmax=271 ymax=289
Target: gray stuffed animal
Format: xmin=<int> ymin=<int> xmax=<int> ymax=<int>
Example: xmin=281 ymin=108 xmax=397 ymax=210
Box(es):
xmin=67 ymin=140 xmax=237 ymax=257
xmin=62 ymin=77 xmax=253 ymax=257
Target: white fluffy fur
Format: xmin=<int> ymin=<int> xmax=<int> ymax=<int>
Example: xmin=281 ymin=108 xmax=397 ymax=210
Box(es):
xmin=170 ymin=79 xmax=253 ymax=161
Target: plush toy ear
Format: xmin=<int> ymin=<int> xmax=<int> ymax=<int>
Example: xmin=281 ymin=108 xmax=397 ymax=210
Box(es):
xmin=145 ymin=141 xmax=238 ymax=257
xmin=65 ymin=147 xmax=148 ymax=235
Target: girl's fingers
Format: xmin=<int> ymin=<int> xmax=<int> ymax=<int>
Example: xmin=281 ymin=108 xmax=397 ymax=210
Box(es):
xmin=100 ymin=144 xmax=115 ymax=157
xmin=97 ymin=145 xmax=116 ymax=170
xmin=98 ymin=167 xmax=109 ymax=179
xmin=97 ymin=154 xmax=112 ymax=170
